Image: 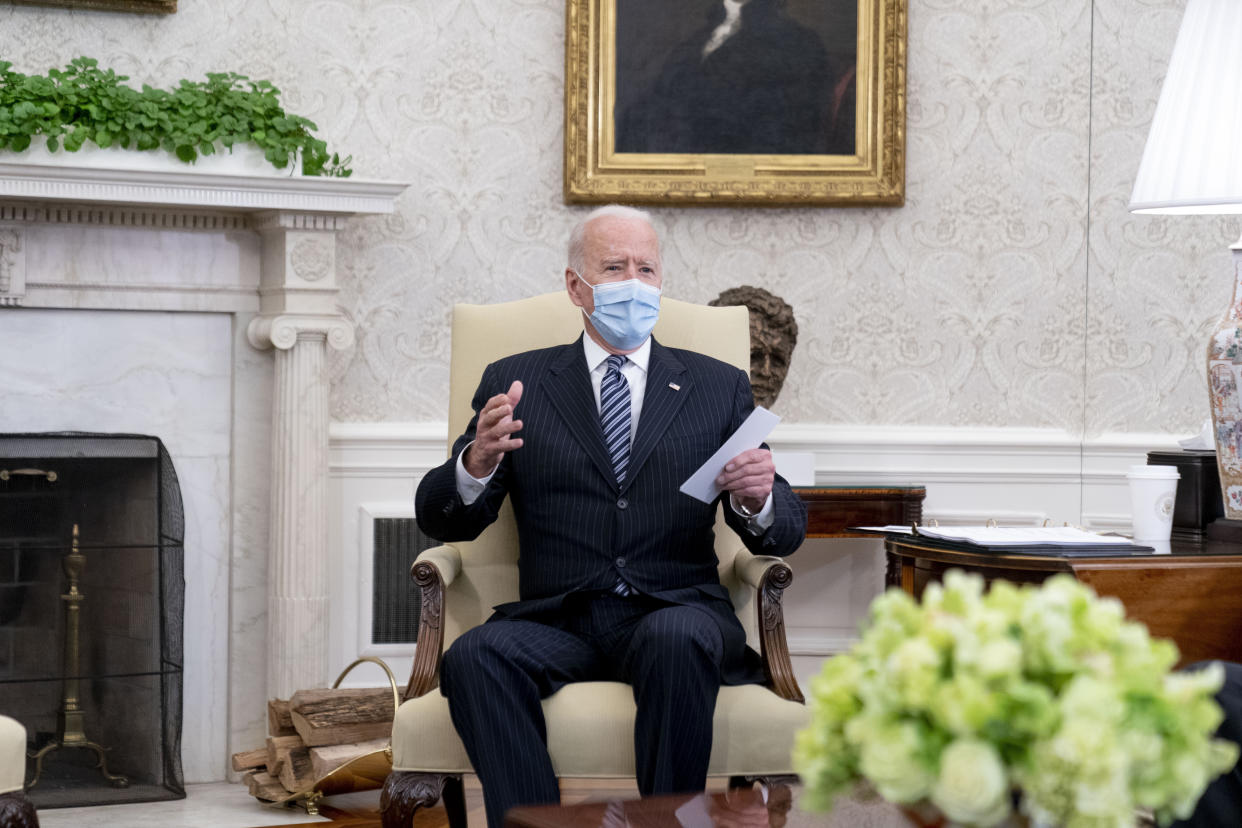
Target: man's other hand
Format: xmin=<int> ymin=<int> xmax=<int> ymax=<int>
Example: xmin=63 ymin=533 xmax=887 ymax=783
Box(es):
xmin=717 ymin=447 xmax=774 ymax=514
xmin=464 ymin=380 xmax=524 ymax=478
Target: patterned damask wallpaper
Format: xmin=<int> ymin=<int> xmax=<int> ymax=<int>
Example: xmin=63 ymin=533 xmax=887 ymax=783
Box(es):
xmin=0 ymin=0 xmax=1230 ymax=435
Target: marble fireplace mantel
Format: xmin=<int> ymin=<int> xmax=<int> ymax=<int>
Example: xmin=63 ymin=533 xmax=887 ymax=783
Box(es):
xmin=0 ymin=158 xmax=408 ymax=778
xmin=0 ymin=160 xmax=406 ymax=310
xmin=0 ymin=159 xmax=403 ymax=213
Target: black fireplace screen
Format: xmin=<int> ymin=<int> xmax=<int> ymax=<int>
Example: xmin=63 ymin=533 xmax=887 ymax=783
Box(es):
xmin=0 ymin=433 xmax=185 ymax=808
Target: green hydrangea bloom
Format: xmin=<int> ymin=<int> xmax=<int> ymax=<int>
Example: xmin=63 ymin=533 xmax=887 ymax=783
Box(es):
xmin=792 ymin=570 xmax=1240 ymax=827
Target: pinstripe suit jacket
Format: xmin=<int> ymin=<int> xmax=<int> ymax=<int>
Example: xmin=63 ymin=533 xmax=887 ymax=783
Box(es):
xmin=415 ymin=335 xmax=806 ymax=683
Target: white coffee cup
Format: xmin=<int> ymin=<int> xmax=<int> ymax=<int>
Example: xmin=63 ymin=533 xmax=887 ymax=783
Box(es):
xmin=1127 ymin=465 xmax=1180 ymax=541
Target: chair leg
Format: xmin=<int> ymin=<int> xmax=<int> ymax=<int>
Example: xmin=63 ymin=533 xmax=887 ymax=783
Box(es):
xmin=753 ymin=775 xmax=798 ymax=802
xmin=380 ymin=771 xmax=461 ymax=828
xmin=0 ymin=791 xmax=40 ymax=828
xmin=763 ymin=780 xmax=795 ymax=828
xmin=724 ymin=777 xmax=795 ymax=828
xmin=443 ymin=774 xmax=467 ymax=828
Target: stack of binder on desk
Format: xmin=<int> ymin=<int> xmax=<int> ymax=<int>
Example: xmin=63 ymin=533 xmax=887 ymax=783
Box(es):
xmin=857 ymin=525 xmax=1154 ymax=556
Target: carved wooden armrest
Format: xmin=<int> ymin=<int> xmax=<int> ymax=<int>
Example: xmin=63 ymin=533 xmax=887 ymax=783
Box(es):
xmin=733 ymin=551 xmax=803 ymax=703
xmin=402 ymin=545 xmax=462 ymax=701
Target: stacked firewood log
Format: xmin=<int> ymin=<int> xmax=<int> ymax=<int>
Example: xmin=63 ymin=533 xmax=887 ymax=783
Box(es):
xmin=231 ymin=687 xmax=394 ymax=802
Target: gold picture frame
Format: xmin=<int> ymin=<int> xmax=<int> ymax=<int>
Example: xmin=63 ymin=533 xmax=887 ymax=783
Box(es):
xmin=564 ymin=0 xmax=906 ymax=206
xmin=9 ymin=0 xmax=175 ymax=13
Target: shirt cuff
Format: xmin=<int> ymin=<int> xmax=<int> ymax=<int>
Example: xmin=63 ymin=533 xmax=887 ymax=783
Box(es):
xmin=729 ymin=492 xmax=775 ymax=535
xmin=454 ymin=441 xmax=497 ymax=505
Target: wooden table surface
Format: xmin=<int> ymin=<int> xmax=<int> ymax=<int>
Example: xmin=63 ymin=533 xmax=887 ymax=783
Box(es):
xmin=885 ymin=535 xmax=1242 ymax=667
xmin=793 ymin=485 xmax=925 ymax=538
xmin=505 ymin=787 xmax=791 ymax=828
xmin=503 ymin=785 xmax=922 ymax=828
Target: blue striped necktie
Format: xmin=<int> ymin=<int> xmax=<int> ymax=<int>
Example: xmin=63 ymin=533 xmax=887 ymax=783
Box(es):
xmin=600 ymin=354 xmax=635 ymax=596
xmin=599 ymin=354 xmax=631 ymax=485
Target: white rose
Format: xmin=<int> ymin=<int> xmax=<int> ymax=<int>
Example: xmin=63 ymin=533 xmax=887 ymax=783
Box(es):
xmin=888 ymin=638 xmax=941 ymax=704
xmin=1059 ymin=677 xmax=1121 ymax=724
xmin=930 ymin=739 xmax=1012 ymax=827
xmin=856 ymin=721 xmax=935 ymax=804
xmin=976 ymin=639 xmax=1022 ymax=679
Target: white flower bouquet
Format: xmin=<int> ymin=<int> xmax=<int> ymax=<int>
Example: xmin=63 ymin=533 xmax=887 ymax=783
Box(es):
xmin=793 ymin=570 xmax=1239 ymax=828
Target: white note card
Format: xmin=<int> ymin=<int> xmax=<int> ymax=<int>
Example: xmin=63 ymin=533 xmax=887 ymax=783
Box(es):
xmin=678 ymin=406 xmax=780 ymax=504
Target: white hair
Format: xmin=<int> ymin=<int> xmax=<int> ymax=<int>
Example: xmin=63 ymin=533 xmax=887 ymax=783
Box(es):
xmin=567 ymin=204 xmax=657 ymax=274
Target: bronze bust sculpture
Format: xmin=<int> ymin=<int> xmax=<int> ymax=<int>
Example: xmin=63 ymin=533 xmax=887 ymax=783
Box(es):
xmin=708 ymin=286 xmax=798 ymax=409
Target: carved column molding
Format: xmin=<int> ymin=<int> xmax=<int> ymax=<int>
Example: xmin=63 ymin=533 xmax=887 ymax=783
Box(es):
xmin=247 ymin=210 xmax=355 ymax=698
xmin=0 ymin=227 xmax=25 ymax=307
xmin=248 ymin=314 xmax=354 ymax=352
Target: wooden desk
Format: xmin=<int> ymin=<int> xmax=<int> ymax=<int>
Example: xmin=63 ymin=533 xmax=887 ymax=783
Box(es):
xmin=793 ymin=486 xmax=925 ymax=538
xmin=885 ymin=536 xmax=1242 ymax=667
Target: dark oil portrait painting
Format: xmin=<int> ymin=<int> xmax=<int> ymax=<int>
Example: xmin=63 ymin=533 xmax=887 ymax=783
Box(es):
xmin=9 ymin=0 xmax=175 ymax=12
xmin=564 ymin=0 xmax=904 ymax=205
xmin=613 ymin=0 xmax=858 ymax=157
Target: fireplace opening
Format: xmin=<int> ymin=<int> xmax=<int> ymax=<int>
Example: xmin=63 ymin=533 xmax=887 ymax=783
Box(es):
xmin=0 ymin=434 xmax=185 ymax=808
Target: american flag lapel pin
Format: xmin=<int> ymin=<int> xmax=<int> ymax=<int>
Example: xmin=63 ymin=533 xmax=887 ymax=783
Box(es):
xmin=668 ymin=382 xmax=681 ymax=391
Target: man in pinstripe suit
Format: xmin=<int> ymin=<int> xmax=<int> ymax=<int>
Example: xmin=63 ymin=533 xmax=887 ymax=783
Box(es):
xmin=415 ymin=205 xmax=806 ymax=828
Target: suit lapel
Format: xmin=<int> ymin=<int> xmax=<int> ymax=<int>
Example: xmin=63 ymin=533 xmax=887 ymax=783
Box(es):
xmin=626 ymin=338 xmax=691 ymax=490
xmin=542 ymin=337 xmax=619 ymax=491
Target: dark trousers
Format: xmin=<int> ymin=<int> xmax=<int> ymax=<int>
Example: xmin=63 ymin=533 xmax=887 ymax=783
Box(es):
xmin=440 ymin=592 xmax=725 ymax=828
xmin=1173 ymin=661 xmax=1242 ymax=827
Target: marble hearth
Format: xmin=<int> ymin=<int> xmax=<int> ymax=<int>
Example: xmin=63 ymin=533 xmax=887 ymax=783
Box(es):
xmin=0 ymin=160 xmax=406 ymax=782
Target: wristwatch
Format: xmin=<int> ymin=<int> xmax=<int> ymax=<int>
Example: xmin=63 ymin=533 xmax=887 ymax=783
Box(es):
xmin=733 ymin=498 xmax=759 ymax=519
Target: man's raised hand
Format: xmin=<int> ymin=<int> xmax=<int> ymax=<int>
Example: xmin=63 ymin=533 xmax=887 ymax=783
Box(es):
xmin=463 ymin=380 xmax=524 ymax=478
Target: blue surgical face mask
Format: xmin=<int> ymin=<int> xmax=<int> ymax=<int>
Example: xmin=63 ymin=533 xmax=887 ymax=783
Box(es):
xmin=573 ymin=270 xmax=662 ymax=351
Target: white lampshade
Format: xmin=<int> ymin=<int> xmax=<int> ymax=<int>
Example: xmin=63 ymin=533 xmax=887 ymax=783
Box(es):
xmin=1130 ymin=0 xmax=1242 ymax=214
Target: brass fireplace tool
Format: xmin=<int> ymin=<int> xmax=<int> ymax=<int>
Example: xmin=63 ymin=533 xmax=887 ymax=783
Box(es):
xmin=27 ymin=524 xmax=129 ymax=789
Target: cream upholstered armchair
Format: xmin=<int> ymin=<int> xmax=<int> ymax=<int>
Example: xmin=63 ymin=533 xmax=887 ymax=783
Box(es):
xmin=380 ymin=293 xmax=809 ymax=828
xmin=0 ymin=715 xmax=38 ymax=828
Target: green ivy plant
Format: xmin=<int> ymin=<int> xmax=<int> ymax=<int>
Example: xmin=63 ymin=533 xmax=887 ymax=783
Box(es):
xmin=0 ymin=57 xmax=351 ymax=177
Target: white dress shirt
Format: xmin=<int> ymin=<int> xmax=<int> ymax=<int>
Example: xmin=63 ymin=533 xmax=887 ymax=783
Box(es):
xmin=702 ymin=0 xmax=748 ymax=59
xmin=454 ymin=335 xmax=773 ymax=531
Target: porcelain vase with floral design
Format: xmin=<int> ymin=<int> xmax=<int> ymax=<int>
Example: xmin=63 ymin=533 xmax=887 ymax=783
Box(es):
xmin=1207 ymin=241 xmax=1242 ymax=517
